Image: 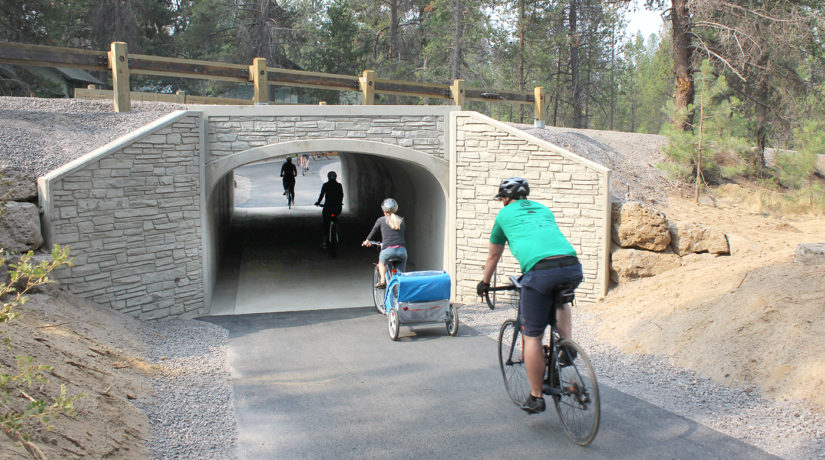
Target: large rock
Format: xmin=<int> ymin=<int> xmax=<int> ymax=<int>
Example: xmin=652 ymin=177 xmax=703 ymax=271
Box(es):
xmin=669 ymin=222 xmax=730 ymax=256
xmin=794 ymin=243 xmax=825 ymax=265
xmin=611 ymin=201 xmax=671 ymax=251
xmin=0 ymin=166 xmax=37 ymax=202
xmin=0 ymin=202 xmax=44 ymax=252
xmin=610 ymin=246 xmax=681 ymax=282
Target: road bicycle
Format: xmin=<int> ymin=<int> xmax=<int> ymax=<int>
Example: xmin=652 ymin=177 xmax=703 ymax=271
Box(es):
xmin=316 ymin=204 xmax=340 ymax=257
xmin=300 ymin=155 xmax=310 ymax=175
xmin=365 ymin=241 xmax=402 ymax=315
xmin=484 ymin=276 xmax=600 ymax=446
xmin=285 ymin=183 xmax=295 ymax=209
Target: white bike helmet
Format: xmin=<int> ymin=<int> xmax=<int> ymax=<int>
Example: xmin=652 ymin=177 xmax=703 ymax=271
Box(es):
xmin=381 ymin=198 xmax=398 ymax=213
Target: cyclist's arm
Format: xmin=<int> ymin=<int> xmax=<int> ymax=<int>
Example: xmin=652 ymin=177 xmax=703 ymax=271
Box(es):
xmin=316 ymin=183 xmax=327 ymax=204
xmin=365 ymin=219 xmax=381 ymax=242
xmin=482 ymin=242 xmax=505 ymax=285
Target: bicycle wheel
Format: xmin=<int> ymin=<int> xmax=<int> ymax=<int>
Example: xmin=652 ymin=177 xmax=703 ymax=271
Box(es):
xmin=372 ymin=266 xmax=385 ymax=314
xmin=446 ymin=304 xmax=459 ymax=336
xmin=553 ymin=339 xmax=600 ymax=446
xmin=497 ymin=319 xmax=529 ymax=406
xmin=387 ymin=285 xmax=400 ymax=341
xmin=327 ymin=222 xmax=337 ymax=258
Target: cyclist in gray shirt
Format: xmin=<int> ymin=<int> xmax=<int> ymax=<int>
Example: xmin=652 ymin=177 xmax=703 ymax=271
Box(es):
xmin=362 ymin=198 xmax=407 ymax=286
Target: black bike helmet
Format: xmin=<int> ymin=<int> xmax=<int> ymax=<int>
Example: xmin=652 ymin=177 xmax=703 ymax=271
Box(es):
xmin=381 ymin=198 xmax=398 ymax=213
xmin=496 ymin=177 xmax=530 ymax=199
xmin=286 ymin=156 xmax=292 ymax=162
xmin=328 ymin=171 xmax=337 ymax=180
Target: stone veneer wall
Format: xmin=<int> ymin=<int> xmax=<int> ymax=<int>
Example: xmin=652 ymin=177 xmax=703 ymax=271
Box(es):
xmin=39 ymin=112 xmax=205 ymax=320
xmin=205 ymin=115 xmax=446 ymax=161
xmin=450 ymin=112 xmax=610 ymax=304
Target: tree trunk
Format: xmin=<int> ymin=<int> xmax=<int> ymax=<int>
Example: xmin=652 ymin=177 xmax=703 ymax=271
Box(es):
xmin=518 ymin=0 xmax=526 ymax=123
xmin=390 ymin=0 xmax=399 ymax=61
xmin=671 ymin=0 xmax=694 ymax=131
xmin=569 ymin=0 xmax=583 ymax=128
xmin=609 ymin=26 xmax=615 ymax=131
xmin=451 ymin=0 xmax=463 ymax=80
xmin=754 ymin=36 xmax=770 ymax=176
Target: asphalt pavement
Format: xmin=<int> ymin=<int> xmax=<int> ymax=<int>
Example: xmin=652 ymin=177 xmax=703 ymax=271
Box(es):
xmin=203 ymin=308 xmax=778 ymax=459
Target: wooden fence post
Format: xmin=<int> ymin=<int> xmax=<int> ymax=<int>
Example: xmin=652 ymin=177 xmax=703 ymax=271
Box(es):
xmin=360 ymin=70 xmax=375 ymax=105
xmin=249 ymin=57 xmax=268 ymax=104
xmin=534 ymin=86 xmax=546 ymax=128
xmin=176 ymin=90 xmax=187 ymax=103
xmin=451 ymin=79 xmax=465 ymax=109
xmin=108 ymin=42 xmax=130 ymax=112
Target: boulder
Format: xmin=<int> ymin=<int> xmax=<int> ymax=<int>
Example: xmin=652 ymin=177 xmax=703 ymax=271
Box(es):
xmin=610 ymin=246 xmax=681 ymax=282
xmin=611 ymin=201 xmax=671 ymax=252
xmin=669 ymin=222 xmax=730 ymax=256
xmin=794 ymin=243 xmax=825 ymax=265
xmin=0 ymin=202 xmax=44 ymax=252
xmin=0 ymin=166 xmax=37 ymax=202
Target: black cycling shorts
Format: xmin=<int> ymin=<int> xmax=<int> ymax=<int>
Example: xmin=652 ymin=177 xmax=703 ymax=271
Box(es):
xmin=519 ymin=262 xmax=583 ymax=337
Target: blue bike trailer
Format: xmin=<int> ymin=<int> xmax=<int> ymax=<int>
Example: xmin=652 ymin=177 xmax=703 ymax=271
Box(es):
xmin=385 ymin=271 xmax=457 ymax=337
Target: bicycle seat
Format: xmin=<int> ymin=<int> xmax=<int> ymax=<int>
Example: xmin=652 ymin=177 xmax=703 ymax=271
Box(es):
xmin=553 ymin=284 xmax=576 ymax=306
xmin=386 ymin=256 xmax=404 ymax=264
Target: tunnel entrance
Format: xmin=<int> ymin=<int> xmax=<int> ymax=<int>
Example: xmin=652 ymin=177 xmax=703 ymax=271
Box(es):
xmin=207 ymin=149 xmax=448 ymax=315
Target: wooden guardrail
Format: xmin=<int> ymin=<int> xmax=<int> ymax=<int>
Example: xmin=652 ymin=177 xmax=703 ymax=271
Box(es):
xmin=0 ymin=41 xmax=547 ymax=123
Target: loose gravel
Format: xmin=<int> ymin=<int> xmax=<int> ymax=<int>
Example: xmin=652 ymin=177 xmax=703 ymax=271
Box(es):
xmin=134 ymin=319 xmax=237 ymax=459
xmin=2 ymin=96 xmax=823 ymax=459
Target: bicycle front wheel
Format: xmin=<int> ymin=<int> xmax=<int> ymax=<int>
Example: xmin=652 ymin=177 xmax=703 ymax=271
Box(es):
xmin=372 ymin=265 xmax=385 ymax=314
xmin=553 ymin=339 xmax=600 ymax=446
xmin=497 ymin=320 xmax=529 ymax=406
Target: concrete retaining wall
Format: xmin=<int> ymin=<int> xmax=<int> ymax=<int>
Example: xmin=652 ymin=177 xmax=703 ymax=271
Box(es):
xmin=448 ymin=112 xmax=610 ymax=304
xmin=39 ymin=112 xmax=205 ymax=319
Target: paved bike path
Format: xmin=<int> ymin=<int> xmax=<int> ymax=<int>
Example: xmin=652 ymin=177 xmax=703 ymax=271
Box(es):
xmin=203 ymin=308 xmax=778 ymax=459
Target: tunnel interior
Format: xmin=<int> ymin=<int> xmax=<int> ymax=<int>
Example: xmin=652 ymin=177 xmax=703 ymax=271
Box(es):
xmin=206 ymin=150 xmax=447 ymax=315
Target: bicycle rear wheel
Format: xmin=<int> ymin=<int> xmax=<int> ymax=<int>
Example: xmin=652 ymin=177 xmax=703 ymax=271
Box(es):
xmin=372 ymin=265 xmax=385 ymax=314
xmin=552 ymin=339 xmax=600 ymax=446
xmin=497 ymin=319 xmax=529 ymax=406
xmin=327 ymin=222 xmax=338 ymax=258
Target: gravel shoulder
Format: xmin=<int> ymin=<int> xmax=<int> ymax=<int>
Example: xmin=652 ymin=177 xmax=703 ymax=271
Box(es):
xmin=1 ymin=97 xmax=822 ymax=459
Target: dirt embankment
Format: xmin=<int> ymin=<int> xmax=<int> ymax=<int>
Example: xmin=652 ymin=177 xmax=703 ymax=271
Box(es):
xmin=0 ymin=291 xmax=153 ymax=458
xmin=585 ymin=189 xmax=825 ymax=411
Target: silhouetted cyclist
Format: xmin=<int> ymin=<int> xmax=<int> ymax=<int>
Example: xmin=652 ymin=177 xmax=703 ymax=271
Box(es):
xmin=281 ymin=156 xmax=297 ymax=198
xmin=315 ymin=171 xmax=344 ymax=247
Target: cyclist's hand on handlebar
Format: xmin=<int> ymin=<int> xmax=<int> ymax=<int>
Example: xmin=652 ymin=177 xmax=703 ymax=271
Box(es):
xmin=477 ymin=281 xmax=490 ymax=297
xmin=362 ymin=240 xmax=371 ymax=247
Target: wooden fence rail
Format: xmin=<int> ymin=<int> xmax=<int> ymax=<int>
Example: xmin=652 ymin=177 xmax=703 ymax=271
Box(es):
xmin=0 ymin=41 xmax=546 ymax=124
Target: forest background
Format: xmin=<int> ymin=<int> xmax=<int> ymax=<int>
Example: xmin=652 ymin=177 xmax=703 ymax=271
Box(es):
xmin=1 ymin=0 xmax=824 ymax=203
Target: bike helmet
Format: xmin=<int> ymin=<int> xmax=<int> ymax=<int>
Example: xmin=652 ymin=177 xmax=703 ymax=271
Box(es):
xmin=381 ymin=198 xmax=398 ymax=213
xmin=286 ymin=156 xmax=293 ymax=162
xmin=327 ymin=171 xmax=337 ymax=180
xmin=496 ymin=177 xmax=530 ymax=199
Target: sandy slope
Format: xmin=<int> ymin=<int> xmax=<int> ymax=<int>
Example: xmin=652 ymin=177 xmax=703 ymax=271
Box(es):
xmin=585 ymin=189 xmax=825 ymax=410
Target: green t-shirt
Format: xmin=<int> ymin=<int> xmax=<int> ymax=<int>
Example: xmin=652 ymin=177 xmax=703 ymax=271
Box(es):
xmin=490 ymin=199 xmax=577 ymax=273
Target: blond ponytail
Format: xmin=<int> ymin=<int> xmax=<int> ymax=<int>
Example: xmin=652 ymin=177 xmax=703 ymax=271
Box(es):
xmin=386 ymin=213 xmax=403 ymax=230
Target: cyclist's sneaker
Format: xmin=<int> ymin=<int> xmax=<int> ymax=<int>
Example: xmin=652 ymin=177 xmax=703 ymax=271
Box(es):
xmin=520 ymin=395 xmax=546 ymax=414
xmin=375 ymin=282 xmax=386 ymax=288
xmin=558 ymin=346 xmax=578 ymax=367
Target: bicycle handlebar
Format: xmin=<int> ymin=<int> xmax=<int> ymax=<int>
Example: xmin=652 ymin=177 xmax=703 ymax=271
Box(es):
xmin=483 ymin=283 xmax=516 ymax=310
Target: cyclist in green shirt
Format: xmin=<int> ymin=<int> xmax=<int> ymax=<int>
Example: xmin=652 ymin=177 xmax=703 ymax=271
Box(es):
xmin=478 ymin=177 xmax=583 ymax=414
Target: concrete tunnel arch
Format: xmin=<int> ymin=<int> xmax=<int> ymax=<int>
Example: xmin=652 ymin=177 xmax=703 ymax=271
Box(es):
xmin=203 ymin=139 xmax=450 ymax=312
